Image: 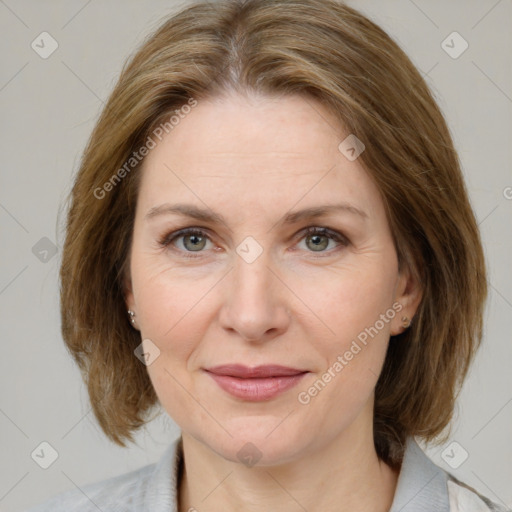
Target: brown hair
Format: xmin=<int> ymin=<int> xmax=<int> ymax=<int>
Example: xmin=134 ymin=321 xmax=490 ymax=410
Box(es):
xmin=60 ymin=0 xmax=487 ymax=467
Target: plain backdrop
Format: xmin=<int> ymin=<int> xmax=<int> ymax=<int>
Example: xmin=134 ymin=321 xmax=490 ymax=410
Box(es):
xmin=1 ymin=0 xmax=511 ymax=510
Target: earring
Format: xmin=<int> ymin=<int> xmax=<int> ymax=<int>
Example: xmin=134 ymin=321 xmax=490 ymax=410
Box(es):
xmin=127 ymin=310 xmax=136 ymax=326
xmin=401 ymin=316 xmax=411 ymax=329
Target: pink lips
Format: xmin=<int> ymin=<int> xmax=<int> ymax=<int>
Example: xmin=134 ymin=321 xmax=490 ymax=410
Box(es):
xmin=204 ymin=364 xmax=308 ymax=401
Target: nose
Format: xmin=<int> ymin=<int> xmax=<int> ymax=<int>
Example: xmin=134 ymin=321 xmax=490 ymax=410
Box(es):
xmin=218 ymin=250 xmax=291 ymax=344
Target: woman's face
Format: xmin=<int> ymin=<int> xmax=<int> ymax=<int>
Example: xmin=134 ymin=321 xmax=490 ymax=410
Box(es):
xmin=126 ymin=92 xmax=420 ymax=464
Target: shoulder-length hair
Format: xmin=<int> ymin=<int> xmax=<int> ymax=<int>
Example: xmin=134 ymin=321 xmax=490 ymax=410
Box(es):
xmin=60 ymin=0 xmax=487 ymax=467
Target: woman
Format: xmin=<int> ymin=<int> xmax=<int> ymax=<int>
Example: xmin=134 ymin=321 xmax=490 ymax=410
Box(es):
xmin=27 ymin=0 xmax=510 ymax=510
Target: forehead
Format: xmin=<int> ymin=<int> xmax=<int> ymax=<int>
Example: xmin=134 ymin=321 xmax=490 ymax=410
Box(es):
xmin=149 ymin=93 xmax=341 ymax=166
xmin=137 ymin=92 xmax=384 ymax=222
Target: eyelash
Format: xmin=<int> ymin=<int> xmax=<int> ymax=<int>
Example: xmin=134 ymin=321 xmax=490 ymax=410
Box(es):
xmin=157 ymin=226 xmax=349 ymax=259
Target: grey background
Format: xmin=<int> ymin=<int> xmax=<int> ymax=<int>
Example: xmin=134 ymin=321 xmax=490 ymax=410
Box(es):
xmin=1 ymin=0 xmax=511 ymax=510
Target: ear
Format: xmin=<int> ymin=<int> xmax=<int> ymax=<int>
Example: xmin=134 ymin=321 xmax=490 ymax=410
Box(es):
xmin=390 ymin=262 xmax=422 ymax=336
xmin=124 ymin=275 xmax=136 ymax=312
xmin=122 ymin=264 xmax=138 ymax=330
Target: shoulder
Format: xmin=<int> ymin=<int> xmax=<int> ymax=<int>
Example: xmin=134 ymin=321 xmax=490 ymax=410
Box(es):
xmin=24 ymin=460 xmax=157 ymax=512
xmin=390 ymin=437 xmax=511 ymax=512
xmin=447 ymin=475 xmax=512 ymax=512
xmin=24 ymin=437 xmax=182 ymax=512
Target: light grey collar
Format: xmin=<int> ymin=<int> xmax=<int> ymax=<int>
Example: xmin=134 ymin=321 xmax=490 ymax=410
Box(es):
xmin=143 ymin=436 xmax=182 ymax=511
xmin=144 ymin=435 xmax=449 ymax=512
xmin=389 ymin=436 xmax=450 ymax=512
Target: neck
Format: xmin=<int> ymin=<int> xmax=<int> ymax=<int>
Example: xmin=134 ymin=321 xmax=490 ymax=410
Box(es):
xmin=178 ymin=413 xmax=400 ymax=512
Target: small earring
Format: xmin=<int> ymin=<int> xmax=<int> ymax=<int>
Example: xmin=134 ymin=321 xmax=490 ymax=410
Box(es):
xmin=401 ymin=316 xmax=411 ymax=329
xmin=127 ymin=310 xmax=136 ymax=326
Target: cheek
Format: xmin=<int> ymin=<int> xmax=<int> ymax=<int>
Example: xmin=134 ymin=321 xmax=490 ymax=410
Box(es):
xmin=136 ymin=277 xmax=209 ymax=364
xmin=130 ymin=242 xmax=215 ymax=340
xmin=293 ymin=269 xmax=395 ymax=430
xmin=293 ymin=258 xmax=398 ymax=344
xmin=292 ymin=257 xmax=397 ymax=404
xmin=134 ymin=266 xmax=213 ymax=425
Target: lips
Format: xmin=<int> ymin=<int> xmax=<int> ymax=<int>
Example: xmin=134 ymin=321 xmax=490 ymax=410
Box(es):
xmin=204 ymin=364 xmax=309 ymax=401
xmin=205 ymin=364 xmax=307 ymax=378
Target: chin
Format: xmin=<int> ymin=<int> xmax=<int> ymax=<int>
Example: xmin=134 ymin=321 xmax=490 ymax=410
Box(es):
xmin=197 ymin=417 xmax=309 ymax=467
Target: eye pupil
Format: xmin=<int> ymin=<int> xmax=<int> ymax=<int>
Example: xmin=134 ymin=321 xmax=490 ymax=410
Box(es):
xmin=184 ymin=234 xmax=206 ymax=251
xmin=306 ymin=234 xmax=329 ymax=251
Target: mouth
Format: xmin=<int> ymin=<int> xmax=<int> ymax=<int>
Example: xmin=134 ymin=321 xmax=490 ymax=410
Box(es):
xmin=203 ymin=364 xmax=309 ymax=401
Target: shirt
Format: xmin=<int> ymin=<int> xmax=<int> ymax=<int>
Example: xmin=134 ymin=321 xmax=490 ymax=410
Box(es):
xmin=26 ymin=435 xmax=511 ymax=511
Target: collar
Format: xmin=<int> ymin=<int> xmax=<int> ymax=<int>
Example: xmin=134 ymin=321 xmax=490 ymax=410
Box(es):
xmin=144 ymin=435 xmax=450 ymax=512
xmin=389 ymin=436 xmax=450 ymax=512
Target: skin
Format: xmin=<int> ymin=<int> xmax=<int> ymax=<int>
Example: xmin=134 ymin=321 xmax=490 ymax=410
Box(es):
xmin=125 ymin=91 xmax=422 ymax=512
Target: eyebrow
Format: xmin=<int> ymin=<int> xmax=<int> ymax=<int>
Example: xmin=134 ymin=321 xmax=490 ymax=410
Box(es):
xmin=145 ymin=202 xmax=368 ymax=226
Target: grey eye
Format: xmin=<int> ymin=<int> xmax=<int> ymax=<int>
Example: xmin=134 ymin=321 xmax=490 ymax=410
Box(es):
xmin=182 ymin=233 xmax=208 ymax=251
xmin=305 ymin=233 xmax=330 ymax=251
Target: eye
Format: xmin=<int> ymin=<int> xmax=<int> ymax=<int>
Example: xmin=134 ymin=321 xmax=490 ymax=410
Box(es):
xmin=158 ymin=228 xmax=212 ymax=257
xmin=158 ymin=226 xmax=349 ymax=259
xmin=296 ymin=226 xmax=349 ymax=255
